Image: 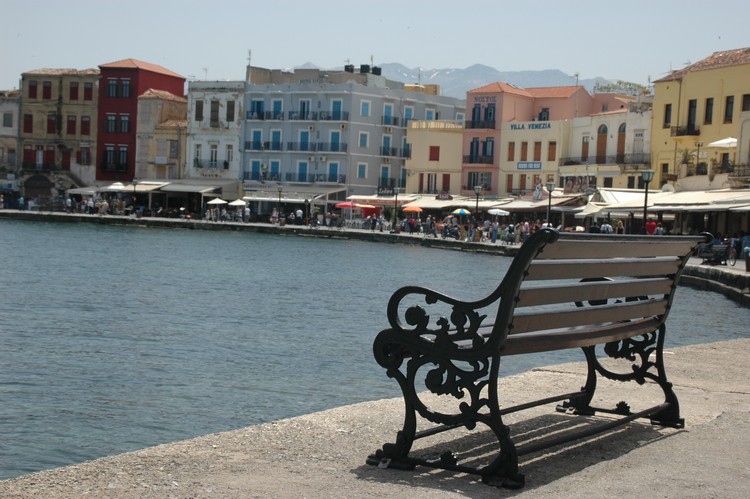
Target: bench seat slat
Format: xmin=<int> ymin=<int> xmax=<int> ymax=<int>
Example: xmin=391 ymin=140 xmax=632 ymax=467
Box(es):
xmin=537 ymin=238 xmax=699 ymax=260
xmin=517 ymin=278 xmax=673 ymax=307
xmin=525 ymin=258 xmax=681 ymax=281
xmin=510 ymin=299 xmax=667 ymax=335
xmin=500 ymin=318 xmax=662 ymax=355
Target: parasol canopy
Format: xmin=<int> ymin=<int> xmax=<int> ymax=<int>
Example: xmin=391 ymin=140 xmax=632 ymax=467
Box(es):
xmin=707 ymin=137 xmax=737 ymax=148
xmin=207 ymin=198 xmax=227 ymax=205
xmin=452 ymin=208 xmax=471 ymax=216
xmin=228 ymin=199 xmax=247 ymax=206
xmin=402 ymin=205 xmax=423 ymax=213
xmin=334 ymin=201 xmax=357 ymax=209
xmin=488 ymin=208 xmax=510 ymax=216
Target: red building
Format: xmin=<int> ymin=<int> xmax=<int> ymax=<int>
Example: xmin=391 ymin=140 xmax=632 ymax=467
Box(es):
xmin=96 ymin=58 xmax=184 ymax=181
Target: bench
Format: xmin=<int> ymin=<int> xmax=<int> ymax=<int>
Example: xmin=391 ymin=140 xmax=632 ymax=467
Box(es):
xmin=366 ymin=228 xmax=710 ymax=488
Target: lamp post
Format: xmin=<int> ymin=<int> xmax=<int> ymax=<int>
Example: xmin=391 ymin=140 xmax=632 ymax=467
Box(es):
xmin=473 ymin=185 xmax=482 ymax=216
xmin=277 ymin=184 xmax=283 ymax=224
xmin=641 ymin=169 xmax=654 ymax=234
xmin=132 ymin=177 xmax=138 ymax=215
xmin=546 ymin=181 xmax=555 ymax=227
xmin=393 ymin=187 xmax=400 ymax=227
xmin=695 ymin=141 xmax=703 ymax=173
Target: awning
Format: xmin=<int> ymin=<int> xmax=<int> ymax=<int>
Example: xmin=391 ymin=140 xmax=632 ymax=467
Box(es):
xmin=66 ymin=186 xmax=100 ymax=196
xmin=401 ymin=196 xmax=475 ymax=210
xmin=128 ymin=182 xmax=169 ymax=193
xmin=243 ymin=185 xmax=346 ymax=204
xmin=347 ymin=194 xmax=420 ymax=206
xmin=160 ymin=184 xmax=221 ymax=193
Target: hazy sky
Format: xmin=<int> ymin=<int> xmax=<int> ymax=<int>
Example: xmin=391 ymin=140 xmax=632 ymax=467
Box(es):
xmin=2 ymin=0 xmax=749 ymax=91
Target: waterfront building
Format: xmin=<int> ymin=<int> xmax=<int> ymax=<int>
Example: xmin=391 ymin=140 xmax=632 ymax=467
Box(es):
xmin=18 ymin=68 xmax=100 ymax=204
xmin=651 ymin=47 xmax=750 ymax=191
xmin=96 ymin=59 xmax=185 ymax=183
xmin=0 ymin=90 xmax=19 ymax=188
xmin=240 ymin=64 xmax=465 ymax=211
xmin=402 ymin=119 xmax=464 ymax=196
xmin=136 ymin=89 xmax=187 ymax=181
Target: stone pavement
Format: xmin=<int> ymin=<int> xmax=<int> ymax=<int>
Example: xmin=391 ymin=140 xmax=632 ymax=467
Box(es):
xmin=1 ymin=339 xmax=748 ymax=498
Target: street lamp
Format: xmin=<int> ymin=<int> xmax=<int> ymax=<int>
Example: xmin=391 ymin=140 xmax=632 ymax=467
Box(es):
xmin=695 ymin=141 xmax=704 ymax=173
xmin=277 ymin=184 xmax=283 ymax=224
xmin=546 ymin=181 xmax=555 ymax=227
xmin=641 ymin=169 xmax=654 ymax=234
xmin=132 ymin=177 xmax=138 ymax=215
xmin=473 ymin=185 xmax=482 ymax=215
xmin=393 ymin=187 xmax=401 ymax=227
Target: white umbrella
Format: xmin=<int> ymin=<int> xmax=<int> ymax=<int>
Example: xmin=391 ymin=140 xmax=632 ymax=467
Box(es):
xmin=488 ymin=208 xmax=510 ymax=216
xmin=707 ymin=137 xmax=737 ymax=148
xmin=207 ymin=198 xmax=227 ymax=205
xmin=105 ymin=182 xmax=126 ymax=192
xmin=228 ymin=199 xmax=247 ymax=206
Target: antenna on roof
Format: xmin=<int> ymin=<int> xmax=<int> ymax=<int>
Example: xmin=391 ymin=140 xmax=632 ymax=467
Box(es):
xmin=202 ymin=67 xmax=208 ymax=80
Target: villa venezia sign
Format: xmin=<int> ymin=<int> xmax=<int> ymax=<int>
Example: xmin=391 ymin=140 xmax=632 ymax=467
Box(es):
xmin=510 ymin=122 xmax=552 ymax=130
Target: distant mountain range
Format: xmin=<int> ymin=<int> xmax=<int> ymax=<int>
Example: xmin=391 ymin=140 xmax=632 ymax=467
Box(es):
xmin=379 ymin=63 xmax=612 ymax=99
xmin=297 ymin=62 xmax=612 ymax=99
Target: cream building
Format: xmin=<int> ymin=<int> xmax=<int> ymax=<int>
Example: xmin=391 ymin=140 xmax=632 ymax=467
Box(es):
xmin=651 ymin=47 xmax=750 ymax=190
xmin=135 ymin=89 xmax=187 ymax=180
xmin=403 ymin=119 xmax=464 ymax=195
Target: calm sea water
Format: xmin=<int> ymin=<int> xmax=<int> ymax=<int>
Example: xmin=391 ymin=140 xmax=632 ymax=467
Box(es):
xmin=1 ymin=219 xmax=748 ymax=480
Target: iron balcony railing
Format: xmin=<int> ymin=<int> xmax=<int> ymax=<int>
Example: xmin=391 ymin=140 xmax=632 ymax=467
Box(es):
xmin=670 ymin=125 xmax=700 ymax=137
xmin=463 ymin=154 xmax=494 ymax=164
xmin=560 ymin=153 xmax=651 ymax=166
xmin=465 ymin=119 xmax=496 ymax=129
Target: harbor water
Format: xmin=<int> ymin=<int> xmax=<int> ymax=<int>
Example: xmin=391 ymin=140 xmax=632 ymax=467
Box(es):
xmin=1 ymin=219 xmax=749 ymax=480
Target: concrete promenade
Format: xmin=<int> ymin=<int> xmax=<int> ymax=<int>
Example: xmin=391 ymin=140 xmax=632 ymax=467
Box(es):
xmin=0 ymin=339 xmax=748 ymax=498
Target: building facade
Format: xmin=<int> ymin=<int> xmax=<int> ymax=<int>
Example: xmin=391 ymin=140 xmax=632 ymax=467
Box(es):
xmin=136 ymin=89 xmax=187 ymax=180
xmin=0 ymin=90 xmax=19 ymax=173
xmin=96 ymin=59 xmax=184 ymax=182
xmin=651 ymin=47 xmax=750 ymax=190
xmin=403 ymin=119 xmax=465 ymax=196
xmin=241 ymin=65 xmax=465 ymax=201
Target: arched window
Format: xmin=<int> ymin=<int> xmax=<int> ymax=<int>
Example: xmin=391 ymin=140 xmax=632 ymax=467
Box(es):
xmin=616 ymin=123 xmax=626 ymax=163
xmin=596 ymin=125 xmax=608 ymax=163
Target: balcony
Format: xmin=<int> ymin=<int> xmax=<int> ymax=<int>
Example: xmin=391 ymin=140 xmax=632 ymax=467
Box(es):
xmin=463 ymin=154 xmax=494 ymax=164
xmin=381 ymin=116 xmax=401 ymax=126
xmin=316 ymin=142 xmax=348 ymax=153
xmin=465 ymin=119 xmax=496 ymax=129
xmin=380 ymin=146 xmax=399 ymax=157
xmin=286 ymin=141 xmax=317 ymax=152
xmin=560 ymin=153 xmax=649 ymax=166
xmin=670 ymin=125 xmax=700 ymax=137
xmin=283 ymin=172 xmax=346 ymax=183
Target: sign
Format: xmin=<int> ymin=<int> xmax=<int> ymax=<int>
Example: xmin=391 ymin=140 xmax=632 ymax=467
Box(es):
xmin=510 ymin=122 xmax=552 ymax=130
xmin=517 ymin=162 xmax=542 ymax=170
xmin=435 ymin=192 xmax=453 ymax=200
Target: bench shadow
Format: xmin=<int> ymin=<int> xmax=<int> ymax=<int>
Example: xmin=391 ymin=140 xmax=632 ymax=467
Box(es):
xmin=353 ymin=411 xmax=679 ymax=495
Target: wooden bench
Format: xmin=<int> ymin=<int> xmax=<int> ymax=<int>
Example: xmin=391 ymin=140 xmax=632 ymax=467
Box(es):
xmin=367 ymin=228 xmax=710 ymax=488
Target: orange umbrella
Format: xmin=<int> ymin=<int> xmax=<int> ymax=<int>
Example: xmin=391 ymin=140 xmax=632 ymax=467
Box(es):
xmin=402 ymin=205 xmax=422 ymax=213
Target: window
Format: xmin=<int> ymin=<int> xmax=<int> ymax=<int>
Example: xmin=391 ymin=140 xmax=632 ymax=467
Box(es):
xmin=429 ymin=146 xmax=440 ymax=161
xmin=358 ymin=132 xmax=368 ymax=148
xmin=195 ymin=100 xmax=204 ymax=121
xmin=67 ymin=115 xmax=76 ymax=135
xmin=121 ymin=79 xmax=131 ymax=98
xmin=663 ymin=104 xmax=672 ymax=128
xmin=69 ymin=82 xmax=79 ymax=101
xmin=118 ymin=146 xmax=128 ymax=168
xmin=225 ymin=144 xmax=233 ymax=167
xmin=742 ymin=94 xmax=750 ymax=112
xmin=425 ymin=109 xmax=435 ymax=120
xmin=209 ymin=144 xmax=218 ymax=168
xmin=210 ymin=100 xmax=219 ymax=128
xmin=107 ymin=79 xmax=117 ymax=97
xmin=533 ymin=141 xmax=542 ymax=161
xmin=28 ymin=80 xmax=37 ymax=99
xmin=105 ymin=145 xmax=115 ymax=166
xmin=360 ymin=101 xmax=370 ymax=117
xmin=705 ymin=98 xmax=713 ymax=124
xmin=724 ymin=96 xmax=734 ymax=123
xmin=582 ymin=136 xmax=590 ymax=161
xmin=226 ymin=101 xmax=235 ymax=122
xmin=23 ymin=114 xmax=33 ymax=133
xmin=358 ymin=163 xmax=367 ymax=179
xmin=467 ymin=171 xmax=492 ymax=190
xmin=47 ymin=112 xmax=57 ymax=134
xmin=547 ymin=141 xmax=557 ymax=161
xmin=194 ymin=144 xmax=202 ymax=167
xmin=83 ymin=82 xmax=93 ymax=100
xmin=520 ymin=141 xmax=528 ymax=161
xmin=106 ymin=114 xmax=116 ymax=133
xmin=80 ymin=146 xmax=90 ymax=165
xmin=81 ymin=116 xmax=90 ymax=135
xmin=169 ymin=140 xmax=178 ymax=159
xmin=42 ymin=81 xmax=52 ymax=99
xmin=2 ymin=112 xmax=12 ymax=128
xmin=120 ymin=115 xmax=129 ymax=133
xmin=507 ymin=142 xmax=515 ymax=161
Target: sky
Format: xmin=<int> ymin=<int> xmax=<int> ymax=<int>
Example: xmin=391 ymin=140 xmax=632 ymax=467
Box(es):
xmin=2 ymin=0 xmax=750 ymax=92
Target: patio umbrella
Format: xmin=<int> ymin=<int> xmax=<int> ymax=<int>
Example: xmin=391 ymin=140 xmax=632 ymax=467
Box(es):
xmin=488 ymin=208 xmax=509 ymax=216
xmin=707 ymin=137 xmax=737 ymax=148
xmin=452 ymin=208 xmax=471 ymax=216
xmin=228 ymin=199 xmax=247 ymax=206
xmin=402 ymin=205 xmax=423 ymax=213
xmin=334 ymin=201 xmax=356 ymax=209
xmin=207 ymin=198 xmax=227 ymax=205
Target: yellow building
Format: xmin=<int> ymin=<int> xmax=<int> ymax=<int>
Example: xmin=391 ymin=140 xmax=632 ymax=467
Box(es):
xmin=403 ymin=119 xmax=464 ymax=196
xmin=136 ymin=89 xmax=187 ymax=180
xmin=651 ymin=47 xmax=750 ymax=190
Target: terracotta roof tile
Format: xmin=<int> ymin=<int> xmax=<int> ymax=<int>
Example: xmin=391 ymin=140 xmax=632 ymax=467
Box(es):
xmin=469 ymin=81 xmax=532 ymax=97
xmin=99 ymin=58 xmax=184 ymax=79
xmin=654 ymin=47 xmax=750 ymax=82
xmin=526 ymin=86 xmax=579 ymax=98
xmin=140 ymin=88 xmax=186 ymax=102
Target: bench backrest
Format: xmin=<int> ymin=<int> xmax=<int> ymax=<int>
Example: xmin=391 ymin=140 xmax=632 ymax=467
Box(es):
xmin=486 ymin=229 xmax=710 ymax=354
